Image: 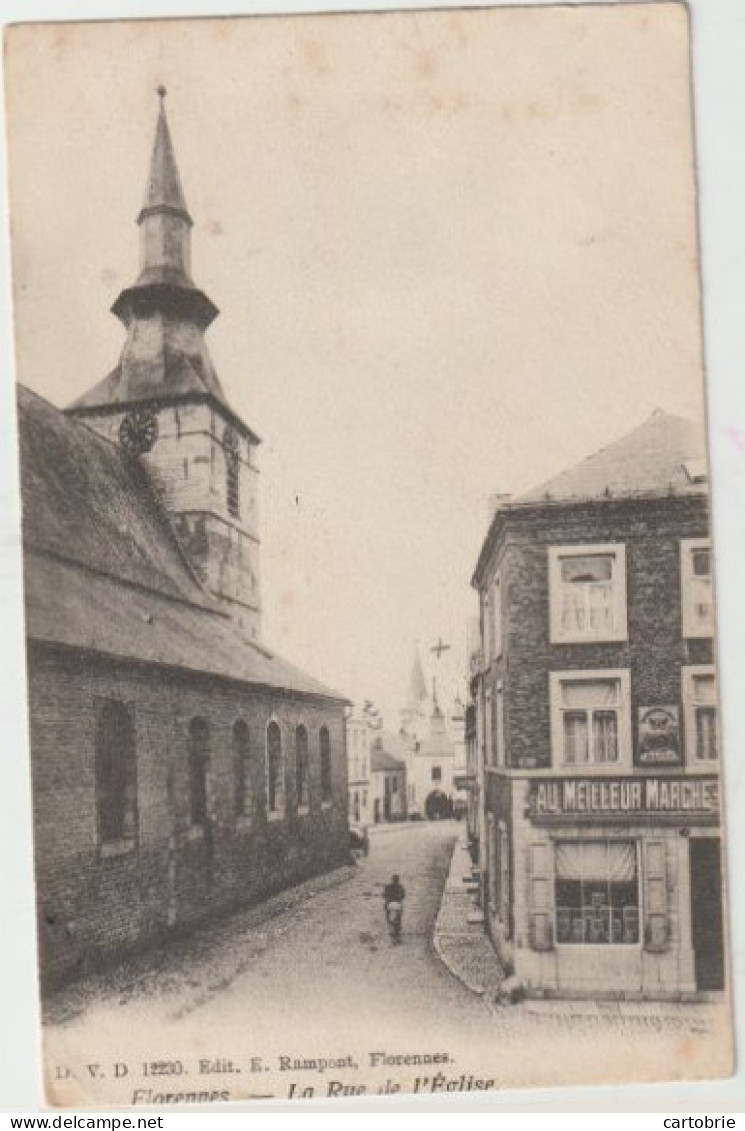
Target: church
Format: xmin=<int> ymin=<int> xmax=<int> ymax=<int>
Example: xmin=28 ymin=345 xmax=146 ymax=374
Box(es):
xmin=19 ymin=91 xmax=350 ymax=989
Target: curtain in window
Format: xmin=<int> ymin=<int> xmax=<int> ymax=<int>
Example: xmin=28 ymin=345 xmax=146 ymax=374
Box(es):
xmin=560 ymin=555 xmax=614 ymax=633
xmin=560 ymin=556 xmax=613 ymax=583
xmin=592 ymin=711 xmax=618 ymax=762
xmin=696 ymin=707 xmax=718 ymax=761
xmin=563 ymin=712 xmax=589 ymax=765
xmin=561 ymin=679 xmax=619 ymax=707
xmin=555 ymin=841 xmax=636 ymax=883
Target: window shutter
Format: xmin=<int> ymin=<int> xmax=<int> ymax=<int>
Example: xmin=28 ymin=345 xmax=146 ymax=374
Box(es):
xmin=644 ymin=839 xmax=669 ymax=952
xmin=528 ymin=841 xmax=554 ymax=951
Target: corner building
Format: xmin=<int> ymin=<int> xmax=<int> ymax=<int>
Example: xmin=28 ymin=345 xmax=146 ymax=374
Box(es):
xmin=470 ymin=412 xmax=724 ymax=1000
xmin=20 ymin=94 xmax=349 ymax=989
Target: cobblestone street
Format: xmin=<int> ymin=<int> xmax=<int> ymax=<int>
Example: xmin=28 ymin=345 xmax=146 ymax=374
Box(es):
xmin=45 ymin=822 xmax=730 ymax=1106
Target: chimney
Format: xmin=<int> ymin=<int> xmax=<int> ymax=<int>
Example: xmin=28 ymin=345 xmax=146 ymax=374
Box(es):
xmin=487 ymin=492 xmax=512 ymax=521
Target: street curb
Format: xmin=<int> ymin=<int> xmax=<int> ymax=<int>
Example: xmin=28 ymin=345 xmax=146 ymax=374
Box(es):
xmin=432 ymin=930 xmax=487 ymax=998
xmin=432 ymin=835 xmax=489 ymax=999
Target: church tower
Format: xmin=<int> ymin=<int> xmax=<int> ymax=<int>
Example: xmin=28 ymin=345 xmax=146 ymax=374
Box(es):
xmin=67 ymin=89 xmax=261 ymax=639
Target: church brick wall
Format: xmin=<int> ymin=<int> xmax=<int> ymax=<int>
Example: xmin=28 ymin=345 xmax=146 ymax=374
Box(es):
xmin=27 ymin=642 xmax=349 ymax=988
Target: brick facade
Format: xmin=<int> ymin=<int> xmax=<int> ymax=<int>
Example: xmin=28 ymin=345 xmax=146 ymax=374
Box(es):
xmin=471 ymin=488 xmax=724 ymax=1000
xmin=479 ymin=496 xmax=712 ymax=772
xmin=29 ymin=642 xmax=349 ymax=987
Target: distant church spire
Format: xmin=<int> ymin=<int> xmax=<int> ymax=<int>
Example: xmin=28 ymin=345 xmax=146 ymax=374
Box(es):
xmin=407 ymin=646 xmax=428 ymax=708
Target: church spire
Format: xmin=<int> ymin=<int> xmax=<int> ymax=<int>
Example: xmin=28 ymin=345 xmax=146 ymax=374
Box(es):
xmin=69 ymin=88 xmax=249 ymax=421
xmin=138 ymin=87 xmax=191 ymax=226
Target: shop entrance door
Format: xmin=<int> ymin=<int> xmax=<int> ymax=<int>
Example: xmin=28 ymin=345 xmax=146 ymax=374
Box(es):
xmin=689 ymin=838 xmax=725 ymax=991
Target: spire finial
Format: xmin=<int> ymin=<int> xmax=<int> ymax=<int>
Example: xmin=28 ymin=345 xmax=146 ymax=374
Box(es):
xmin=157 ymin=84 xmax=167 ymax=101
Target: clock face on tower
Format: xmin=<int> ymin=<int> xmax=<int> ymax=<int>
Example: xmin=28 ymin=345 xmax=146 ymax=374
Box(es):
xmin=119 ymin=409 xmax=159 ymax=456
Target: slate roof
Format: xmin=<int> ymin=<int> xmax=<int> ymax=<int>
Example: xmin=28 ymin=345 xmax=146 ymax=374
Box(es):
xmin=371 ymin=747 xmax=406 ymax=773
xmin=19 ymin=385 xmax=347 ymax=703
xmin=514 ymin=411 xmax=708 ymax=505
xmin=19 ymin=385 xmax=208 ymax=605
xmin=472 ymin=410 xmax=709 ymax=587
xmin=416 ymin=706 xmax=455 ymax=760
xmin=67 ymin=339 xmax=241 ymax=431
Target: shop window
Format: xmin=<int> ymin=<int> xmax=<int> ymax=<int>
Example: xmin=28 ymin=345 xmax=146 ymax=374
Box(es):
xmin=555 ymin=840 xmax=639 ymax=946
xmin=95 ymin=701 xmax=138 ymax=845
xmin=683 ymin=666 xmax=718 ymax=764
xmin=295 ymin=725 xmax=310 ymax=811
xmin=188 ymin=718 xmax=210 ymax=827
xmin=320 ymin=727 xmax=332 ymax=804
xmin=549 ymin=545 xmax=627 ymax=643
xmin=233 ymin=720 xmax=251 ymax=820
xmin=550 ymin=670 xmax=631 ymax=768
xmin=391 ymin=775 xmax=399 ymax=794
xmin=681 ymin=540 xmax=714 ymax=639
xmin=266 ymin=721 xmax=285 ymax=818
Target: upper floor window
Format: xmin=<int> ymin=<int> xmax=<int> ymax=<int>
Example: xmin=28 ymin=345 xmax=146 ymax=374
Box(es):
xmin=266 ymin=721 xmax=285 ymax=818
xmin=295 ymin=725 xmax=310 ymax=811
xmin=95 ymin=701 xmax=138 ymax=845
xmin=431 ymin=765 xmax=442 ymax=783
xmin=320 ymin=726 xmax=332 ymax=805
xmin=233 ymin=720 xmax=251 ymax=820
xmin=681 ymin=539 xmax=714 ymax=638
xmin=550 ymin=669 xmax=631 ymax=769
xmin=188 ymin=718 xmax=210 ymax=827
xmin=549 ymin=545 xmax=627 ymax=644
xmin=683 ymin=666 xmax=718 ymax=765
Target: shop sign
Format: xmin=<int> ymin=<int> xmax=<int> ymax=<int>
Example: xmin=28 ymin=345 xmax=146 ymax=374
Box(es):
xmin=636 ymin=705 xmax=682 ymax=766
xmin=528 ymin=775 xmax=719 ymax=823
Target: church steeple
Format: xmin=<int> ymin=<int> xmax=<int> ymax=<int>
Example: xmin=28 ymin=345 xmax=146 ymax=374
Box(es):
xmin=67 ymin=89 xmax=262 ymax=640
xmin=69 ymin=87 xmax=237 ymax=417
xmin=139 ymin=87 xmax=190 ymax=225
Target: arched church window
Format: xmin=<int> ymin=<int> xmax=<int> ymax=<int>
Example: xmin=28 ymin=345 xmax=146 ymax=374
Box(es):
xmin=295 ymin=725 xmax=310 ymax=811
xmin=319 ymin=726 xmax=332 ymax=804
xmin=95 ymin=701 xmax=138 ymax=844
xmin=233 ymin=720 xmax=251 ymax=819
xmin=266 ymin=721 xmax=285 ymax=817
xmin=188 ymin=718 xmax=210 ymax=827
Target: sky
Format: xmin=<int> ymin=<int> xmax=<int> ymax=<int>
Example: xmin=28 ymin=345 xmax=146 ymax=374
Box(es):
xmin=4 ymin=5 xmax=707 ymax=726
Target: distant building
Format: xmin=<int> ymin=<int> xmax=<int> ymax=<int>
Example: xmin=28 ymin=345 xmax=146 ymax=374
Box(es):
xmin=346 ymin=702 xmax=380 ymax=827
xmin=470 ymin=411 xmax=722 ymax=1000
xmin=370 ymin=736 xmax=408 ymax=823
xmin=399 ymin=646 xmax=465 ymax=819
xmin=21 ymin=93 xmax=350 ymax=989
